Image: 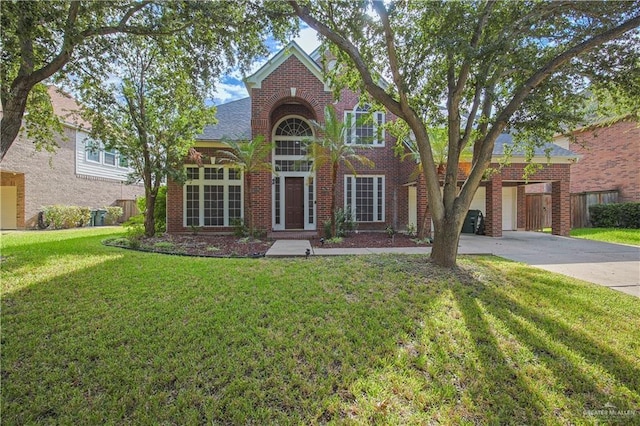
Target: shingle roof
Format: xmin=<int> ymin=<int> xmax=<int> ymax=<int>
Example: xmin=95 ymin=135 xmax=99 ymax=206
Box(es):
xmin=493 ymin=133 xmax=578 ymax=158
xmin=197 ymin=97 xmax=251 ymax=141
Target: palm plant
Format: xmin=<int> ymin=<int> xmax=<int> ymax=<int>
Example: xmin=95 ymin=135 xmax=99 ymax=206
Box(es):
xmin=307 ymin=105 xmax=374 ymax=237
xmin=218 ymin=136 xmax=274 ymax=236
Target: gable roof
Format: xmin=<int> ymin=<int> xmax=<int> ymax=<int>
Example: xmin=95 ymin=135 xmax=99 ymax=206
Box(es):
xmin=197 ymin=97 xmax=251 ymax=141
xmin=244 ymin=41 xmax=330 ymax=91
xmin=492 ymin=133 xmax=578 ymax=161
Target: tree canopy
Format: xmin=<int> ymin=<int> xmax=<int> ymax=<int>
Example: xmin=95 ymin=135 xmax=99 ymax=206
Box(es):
xmin=290 ymin=0 xmax=640 ymax=266
xmin=0 ymin=0 xmax=294 ymax=160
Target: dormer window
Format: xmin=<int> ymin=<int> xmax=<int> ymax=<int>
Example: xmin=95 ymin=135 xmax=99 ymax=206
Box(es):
xmin=345 ymin=105 xmax=385 ymax=146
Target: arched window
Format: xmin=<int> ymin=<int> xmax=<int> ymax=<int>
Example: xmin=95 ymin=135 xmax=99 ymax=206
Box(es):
xmin=275 ymin=117 xmax=313 ymax=137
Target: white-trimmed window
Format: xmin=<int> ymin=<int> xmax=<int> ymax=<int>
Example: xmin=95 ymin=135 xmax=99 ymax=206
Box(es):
xmin=345 ymin=105 xmax=385 ymax=146
xmin=344 ymin=175 xmax=385 ymax=222
xmin=86 ymin=141 xmax=101 ymax=163
xmin=104 ymin=149 xmax=117 ymax=166
xmin=184 ymin=166 xmax=243 ymax=227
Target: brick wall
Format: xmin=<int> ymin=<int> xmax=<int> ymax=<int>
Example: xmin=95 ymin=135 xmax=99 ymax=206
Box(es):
xmin=569 ymin=119 xmax=639 ymax=202
xmin=1 ymin=126 xmax=144 ymax=228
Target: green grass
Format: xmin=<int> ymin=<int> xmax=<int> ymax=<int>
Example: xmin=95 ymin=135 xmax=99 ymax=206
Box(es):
xmin=571 ymin=227 xmax=640 ymax=246
xmin=2 ymin=228 xmax=639 ymax=424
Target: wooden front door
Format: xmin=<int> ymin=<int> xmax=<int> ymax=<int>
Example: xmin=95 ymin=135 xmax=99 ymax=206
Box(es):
xmin=285 ymin=177 xmax=304 ymax=229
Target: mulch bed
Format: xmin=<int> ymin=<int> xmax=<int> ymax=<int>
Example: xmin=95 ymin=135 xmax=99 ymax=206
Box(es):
xmin=310 ymin=232 xmax=430 ymax=248
xmin=105 ymin=232 xmax=431 ymax=258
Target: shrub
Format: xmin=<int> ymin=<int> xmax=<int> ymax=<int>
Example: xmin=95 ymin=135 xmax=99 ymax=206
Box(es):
xmin=104 ymin=206 xmax=123 ymax=225
xmin=41 ymin=205 xmax=91 ymax=229
xmin=590 ymin=202 xmax=640 ymax=229
xmin=231 ymin=218 xmax=249 ymax=237
xmin=324 ymin=208 xmax=357 ymax=238
xmin=124 ymin=223 xmax=145 ymax=248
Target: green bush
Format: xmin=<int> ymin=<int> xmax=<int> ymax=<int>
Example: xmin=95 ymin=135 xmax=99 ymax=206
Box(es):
xmin=231 ymin=218 xmax=249 ymax=237
xmin=324 ymin=207 xmax=357 ymax=238
xmin=590 ymin=202 xmax=640 ymax=229
xmin=41 ymin=205 xmax=91 ymax=229
xmin=104 ymin=206 xmax=123 ymax=225
xmin=136 ymin=186 xmax=167 ymax=232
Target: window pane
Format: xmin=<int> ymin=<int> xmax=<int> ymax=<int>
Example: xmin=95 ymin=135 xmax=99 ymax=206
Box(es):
xmin=308 ymin=178 xmax=314 ymax=224
xmin=186 ymin=185 xmax=200 ymax=226
xmin=204 ymin=167 xmax=224 ymax=180
xmin=355 ymin=177 xmax=374 ymax=222
xmin=86 ymin=143 xmax=100 ymax=162
xmin=229 ymin=185 xmax=242 ymax=220
xmin=275 ymin=140 xmax=306 ymax=156
xmin=377 ymin=177 xmax=383 ymax=221
xmin=203 ymin=185 xmax=224 ymax=226
xmin=275 ymin=118 xmax=312 ymax=136
xmin=228 ymin=168 xmax=241 ymax=180
xmin=186 ymin=167 xmax=199 ymax=180
xmin=118 ymin=155 xmax=128 ymax=168
xmin=104 ymin=150 xmax=116 ymax=166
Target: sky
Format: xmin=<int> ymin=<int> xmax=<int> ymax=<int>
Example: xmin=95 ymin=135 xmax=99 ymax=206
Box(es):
xmin=210 ymin=25 xmax=321 ymax=105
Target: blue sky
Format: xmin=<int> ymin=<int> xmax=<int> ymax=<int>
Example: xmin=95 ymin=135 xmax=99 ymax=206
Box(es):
xmin=210 ymin=26 xmax=321 ymax=105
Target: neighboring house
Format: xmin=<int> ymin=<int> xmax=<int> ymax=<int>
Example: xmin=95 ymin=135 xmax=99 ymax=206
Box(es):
xmin=0 ymin=86 xmax=144 ymax=229
xmin=166 ymin=42 xmax=576 ymax=238
xmin=558 ymin=117 xmax=639 ymax=202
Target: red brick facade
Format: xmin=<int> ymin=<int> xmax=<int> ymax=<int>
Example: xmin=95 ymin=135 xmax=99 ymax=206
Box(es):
xmin=569 ymin=119 xmax=639 ymax=202
xmin=166 ymin=44 xmax=572 ymax=237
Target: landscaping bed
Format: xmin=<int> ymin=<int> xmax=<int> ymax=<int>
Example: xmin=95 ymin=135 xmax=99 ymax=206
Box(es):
xmin=104 ymin=231 xmax=431 ymax=257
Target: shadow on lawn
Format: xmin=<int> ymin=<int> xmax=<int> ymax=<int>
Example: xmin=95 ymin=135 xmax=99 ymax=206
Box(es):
xmin=2 ymin=242 xmax=639 ymax=424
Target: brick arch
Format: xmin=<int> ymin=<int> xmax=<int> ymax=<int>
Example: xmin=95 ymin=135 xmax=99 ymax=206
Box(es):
xmin=260 ymin=88 xmax=323 ymax=120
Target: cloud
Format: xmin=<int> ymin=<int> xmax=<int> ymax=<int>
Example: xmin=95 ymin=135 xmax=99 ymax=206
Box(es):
xmin=293 ymin=26 xmax=321 ymax=53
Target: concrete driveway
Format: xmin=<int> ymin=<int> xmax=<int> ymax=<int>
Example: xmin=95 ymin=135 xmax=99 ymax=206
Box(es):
xmin=459 ymin=231 xmax=640 ymax=297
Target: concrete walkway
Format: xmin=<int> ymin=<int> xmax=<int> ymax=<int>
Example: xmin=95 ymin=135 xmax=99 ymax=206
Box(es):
xmin=265 ymin=232 xmax=640 ymax=297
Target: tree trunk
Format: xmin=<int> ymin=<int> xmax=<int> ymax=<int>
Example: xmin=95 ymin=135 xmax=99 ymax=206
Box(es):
xmin=1 ymin=82 xmax=32 ymax=161
xmin=246 ymin=174 xmax=253 ymax=236
xmin=330 ymin=163 xmax=338 ymax=237
xmin=431 ymin=220 xmax=460 ymax=268
xmin=144 ymin=192 xmax=157 ymax=237
xmin=430 ymin=214 xmax=465 ymax=267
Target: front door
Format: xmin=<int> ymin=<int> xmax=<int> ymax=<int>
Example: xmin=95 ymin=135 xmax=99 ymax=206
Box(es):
xmin=285 ymin=177 xmax=304 ymax=229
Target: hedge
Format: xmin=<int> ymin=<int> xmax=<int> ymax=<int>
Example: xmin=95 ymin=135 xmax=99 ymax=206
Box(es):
xmin=589 ymin=202 xmax=640 ymax=229
xmin=41 ymin=205 xmax=92 ymax=229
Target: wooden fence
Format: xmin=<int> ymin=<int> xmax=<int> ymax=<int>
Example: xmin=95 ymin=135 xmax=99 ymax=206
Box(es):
xmin=526 ymin=190 xmax=619 ymax=230
xmin=570 ymin=190 xmax=618 ymax=228
xmin=113 ymin=199 xmax=139 ymax=223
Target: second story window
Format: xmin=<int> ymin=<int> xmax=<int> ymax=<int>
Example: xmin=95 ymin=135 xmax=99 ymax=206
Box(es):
xmin=345 ymin=105 xmax=385 ymax=146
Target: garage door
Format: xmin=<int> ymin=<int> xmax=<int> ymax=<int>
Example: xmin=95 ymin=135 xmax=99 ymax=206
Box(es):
xmin=0 ymin=186 xmax=18 ymax=230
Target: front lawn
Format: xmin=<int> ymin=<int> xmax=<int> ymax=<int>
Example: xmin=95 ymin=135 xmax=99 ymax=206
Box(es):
xmin=2 ymin=228 xmax=639 ymax=424
xmin=571 ymin=227 xmax=640 ymax=246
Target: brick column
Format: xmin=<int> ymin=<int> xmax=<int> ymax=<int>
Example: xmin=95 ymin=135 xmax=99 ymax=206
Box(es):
xmin=517 ymin=185 xmax=526 ymax=230
xmin=551 ymin=180 xmax=570 ymax=236
xmin=485 ymin=173 xmax=502 ymax=237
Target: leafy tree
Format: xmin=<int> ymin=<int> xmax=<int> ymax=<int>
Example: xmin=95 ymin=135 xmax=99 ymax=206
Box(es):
xmin=218 ymin=137 xmax=274 ymax=236
xmin=307 ymin=105 xmax=374 ymax=237
xmin=289 ymin=0 xmax=640 ymax=267
xmin=81 ymin=37 xmax=216 ymax=237
xmin=0 ymin=0 xmax=294 ymax=160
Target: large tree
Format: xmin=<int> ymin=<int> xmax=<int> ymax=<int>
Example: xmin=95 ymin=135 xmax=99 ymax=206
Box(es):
xmin=0 ymin=0 xmax=293 ymax=161
xmin=80 ymin=36 xmax=217 ymax=237
xmin=290 ymin=0 xmax=640 ymax=267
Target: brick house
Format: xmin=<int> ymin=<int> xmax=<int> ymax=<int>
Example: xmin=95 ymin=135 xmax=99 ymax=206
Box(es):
xmin=558 ymin=117 xmax=639 ymax=202
xmin=0 ymin=86 xmax=144 ymax=229
xmin=166 ymin=42 xmax=576 ymax=238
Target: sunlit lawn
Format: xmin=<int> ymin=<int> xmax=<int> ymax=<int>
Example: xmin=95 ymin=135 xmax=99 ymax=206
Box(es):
xmin=571 ymin=227 xmax=640 ymax=246
xmin=2 ymin=228 xmax=639 ymax=424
